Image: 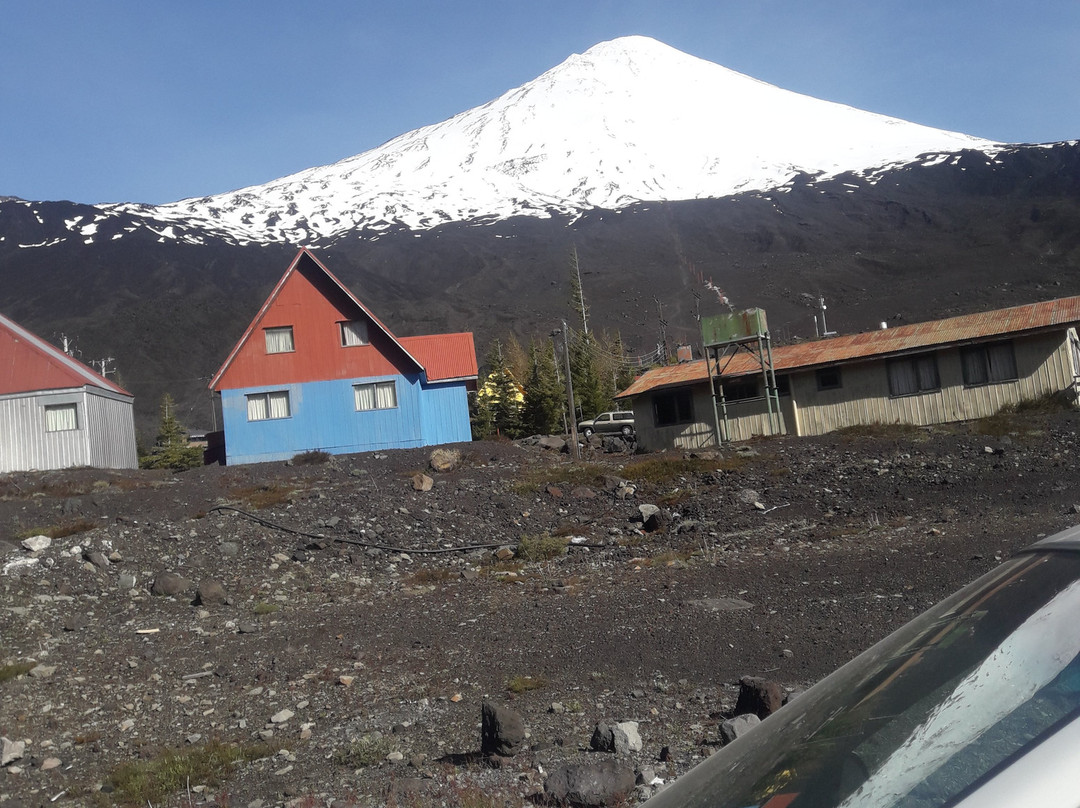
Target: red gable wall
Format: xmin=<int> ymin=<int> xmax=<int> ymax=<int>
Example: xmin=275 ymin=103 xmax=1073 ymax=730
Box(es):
xmin=213 ymin=256 xmax=420 ymax=391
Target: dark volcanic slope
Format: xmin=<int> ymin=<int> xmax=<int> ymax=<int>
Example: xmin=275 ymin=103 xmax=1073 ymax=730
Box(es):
xmin=2 ymin=143 xmax=1079 ymax=437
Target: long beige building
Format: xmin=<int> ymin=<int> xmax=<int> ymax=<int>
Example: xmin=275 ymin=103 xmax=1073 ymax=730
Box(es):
xmin=617 ymin=297 xmax=1080 ymax=451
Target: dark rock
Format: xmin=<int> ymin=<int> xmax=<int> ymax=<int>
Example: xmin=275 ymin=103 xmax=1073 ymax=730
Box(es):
xmin=481 ymin=700 xmax=526 ymax=757
xmin=150 ymin=572 xmax=191 ymax=597
xmin=545 ymin=760 xmax=636 ymax=807
xmin=734 ymin=675 xmax=783 ymax=720
xmin=194 ymin=578 xmax=228 ymax=606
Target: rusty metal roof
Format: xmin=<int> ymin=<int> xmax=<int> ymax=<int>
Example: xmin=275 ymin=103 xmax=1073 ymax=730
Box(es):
xmin=0 ymin=312 xmax=131 ymax=397
xmin=399 ymin=333 xmax=478 ymax=382
xmin=617 ymin=295 xmax=1080 ymax=398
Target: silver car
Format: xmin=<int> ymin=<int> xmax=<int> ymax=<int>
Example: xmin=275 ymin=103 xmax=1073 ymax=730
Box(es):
xmin=644 ymin=522 xmax=1080 ymax=808
xmin=577 ymin=410 xmax=635 ymax=439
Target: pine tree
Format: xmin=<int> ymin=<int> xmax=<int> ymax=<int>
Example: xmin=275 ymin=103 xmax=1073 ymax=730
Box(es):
xmin=521 ymin=339 xmax=565 ymax=436
xmin=140 ymin=393 xmax=203 ymax=471
xmin=569 ymin=245 xmax=589 ymax=335
xmin=483 ymin=340 xmax=524 ymax=439
xmin=570 ymin=331 xmax=610 ymax=421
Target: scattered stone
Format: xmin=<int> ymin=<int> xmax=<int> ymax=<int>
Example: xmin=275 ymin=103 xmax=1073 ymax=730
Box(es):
xmin=591 ymin=721 xmax=642 ymax=754
xmin=219 ymin=541 xmax=240 ymax=557
xmin=545 ymin=484 xmax=563 ymax=499
xmin=21 ymin=535 xmax=51 ymax=552
xmin=2 ymin=736 xmax=25 ymax=766
xmin=41 ymin=756 xmax=62 ymax=770
xmin=63 ymin=613 xmax=89 ymax=632
xmin=720 ymin=713 xmax=761 ymax=744
xmin=545 ymin=760 xmax=636 ymax=807
xmin=481 ymin=700 xmax=526 ymax=757
xmin=117 ymin=573 xmax=137 ymax=590
xmin=687 ymin=597 xmax=754 ymax=613
xmin=271 ymin=709 xmax=295 ymax=724
xmin=83 ymin=550 xmax=110 ymax=569
xmin=29 ymin=664 xmax=57 ymax=679
xmin=734 ymin=676 xmax=783 ymax=720
xmin=538 ymin=435 xmax=567 ymax=452
xmin=429 ymin=448 xmax=461 ymax=473
xmin=411 ymin=473 xmax=434 ymax=492
xmin=570 ymin=486 xmax=596 ymax=499
xmin=150 ymin=572 xmax=192 ymax=597
xmin=194 ymin=578 xmax=228 ymax=606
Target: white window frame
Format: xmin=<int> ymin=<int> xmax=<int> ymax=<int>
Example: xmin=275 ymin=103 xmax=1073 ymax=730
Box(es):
xmin=353 ymin=380 xmax=398 ymax=411
xmin=264 ymin=326 xmax=295 ymax=354
xmin=44 ymin=403 xmax=78 ymax=432
xmin=246 ymin=390 xmax=291 ymax=421
xmin=340 ymin=320 xmax=369 ymax=347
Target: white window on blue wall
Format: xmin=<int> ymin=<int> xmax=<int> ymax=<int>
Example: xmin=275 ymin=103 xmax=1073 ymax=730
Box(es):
xmin=247 ymin=390 xmax=291 ymax=421
xmin=354 ymin=381 xmax=397 ymax=411
xmin=340 ymin=320 xmax=369 ymax=347
xmin=44 ymin=403 xmax=78 ymax=432
xmin=264 ymin=326 xmax=294 ymax=354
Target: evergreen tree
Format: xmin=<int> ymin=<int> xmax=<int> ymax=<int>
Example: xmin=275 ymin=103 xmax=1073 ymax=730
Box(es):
xmin=140 ymin=393 xmax=203 ymax=471
xmin=570 ymin=331 xmax=610 ymax=421
xmin=521 ymin=339 xmax=565 ymax=435
xmin=483 ymin=340 xmax=524 ymax=439
xmin=569 ymin=245 xmax=590 ymax=335
xmin=469 ymin=390 xmax=495 ymax=440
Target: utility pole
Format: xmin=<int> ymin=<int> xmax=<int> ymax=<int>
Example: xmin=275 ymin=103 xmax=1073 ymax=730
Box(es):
xmin=561 ymin=321 xmax=580 ymax=460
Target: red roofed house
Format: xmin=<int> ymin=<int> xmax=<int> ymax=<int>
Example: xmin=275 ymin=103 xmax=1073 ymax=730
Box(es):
xmin=0 ymin=313 xmax=137 ymax=472
xmin=209 ymin=249 xmax=478 ymax=465
xmin=617 ymin=297 xmax=1080 ymax=451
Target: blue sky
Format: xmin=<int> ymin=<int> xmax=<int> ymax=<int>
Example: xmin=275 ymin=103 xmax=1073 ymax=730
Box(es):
xmin=4 ymin=0 xmax=1078 ymax=205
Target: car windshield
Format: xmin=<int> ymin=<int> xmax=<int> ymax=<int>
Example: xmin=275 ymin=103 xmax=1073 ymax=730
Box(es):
xmin=644 ymin=550 xmax=1080 ymax=808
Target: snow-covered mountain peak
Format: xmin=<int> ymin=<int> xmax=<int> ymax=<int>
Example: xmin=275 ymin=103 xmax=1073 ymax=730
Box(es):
xmin=89 ymin=36 xmax=1002 ymax=246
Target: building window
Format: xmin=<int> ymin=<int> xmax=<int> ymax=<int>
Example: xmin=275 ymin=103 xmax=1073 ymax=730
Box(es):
xmin=354 ymin=381 xmax=397 ymax=411
xmin=264 ymin=326 xmax=294 ymax=354
xmin=653 ymin=390 xmax=693 ymax=427
xmin=44 ymin=403 xmax=78 ymax=432
xmin=816 ymin=367 xmax=842 ymax=390
xmin=722 ymin=379 xmax=760 ymax=401
xmin=888 ymin=353 xmax=941 ymax=396
xmin=962 ymin=341 xmax=1018 ymax=386
xmin=340 ymin=320 xmax=369 ymax=347
xmin=246 ymin=391 xmax=291 ymax=421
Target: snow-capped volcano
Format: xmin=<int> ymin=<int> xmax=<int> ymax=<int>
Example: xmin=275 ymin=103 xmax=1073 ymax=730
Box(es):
xmin=95 ymin=36 xmax=997 ymax=245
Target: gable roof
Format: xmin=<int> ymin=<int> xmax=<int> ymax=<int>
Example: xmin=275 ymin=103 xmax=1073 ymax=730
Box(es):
xmin=209 ymin=249 xmax=477 ymax=390
xmin=0 ymin=312 xmax=131 ymax=397
xmin=209 ymin=249 xmax=426 ymax=390
xmin=618 ymin=295 xmax=1080 ymax=398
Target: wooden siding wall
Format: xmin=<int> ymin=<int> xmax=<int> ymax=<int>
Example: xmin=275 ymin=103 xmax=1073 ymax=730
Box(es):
xmin=0 ymin=388 xmax=136 ymax=473
xmin=789 ymin=331 xmax=1074 ymax=436
xmin=221 ymin=374 xmax=431 ymax=465
xmin=215 ymin=263 xmax=417 ymax=391
xmin=628 ymin=331 xmax=1078 ymax=451
xmin=418 ymin=381 xmax=472 ymax=445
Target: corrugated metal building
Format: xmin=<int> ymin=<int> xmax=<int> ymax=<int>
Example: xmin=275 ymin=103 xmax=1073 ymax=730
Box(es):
xmin=617 ymin=297 xmax=1080 ymax=451
xmin=209 ymin=249 xmax=478 ymax=465
xmin=0 ymin=313 xmax=137 ymax=472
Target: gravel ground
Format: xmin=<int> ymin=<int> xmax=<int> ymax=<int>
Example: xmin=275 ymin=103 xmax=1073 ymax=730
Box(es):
xmin=2 ymin=408 xmax=1079 ymax=808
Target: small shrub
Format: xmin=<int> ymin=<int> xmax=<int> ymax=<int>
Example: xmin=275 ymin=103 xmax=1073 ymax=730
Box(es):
xmin=107 ymin=740 xmax=277 ymax=805
xmin=292 ymin=450 xmax=331 ymax=465
xmin=334 ymin=734 xmax=392 ymax=768
xmin=252 ymin=601 xmax=280 ymax=615
xmin=507 ymin=674 xmax=547 ymax=694
xmin=0 ymin=661 xmax=35 ymax=683
xmin=515 ymin=533 xmax=568 ymax=561
xmin=834 ymin=422 xmax=921 ymax=440
xmin=508 ymin=463 xmax=607 ymax=495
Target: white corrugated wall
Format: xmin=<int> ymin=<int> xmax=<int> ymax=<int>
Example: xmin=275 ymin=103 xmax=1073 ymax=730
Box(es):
xmin=0 ymin=387 xmax=136 ymax=473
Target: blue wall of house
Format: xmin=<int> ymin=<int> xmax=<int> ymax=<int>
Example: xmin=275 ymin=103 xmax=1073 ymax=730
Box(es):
xmin=418 ymin=380 xmax=472 ymax=445
xmin=220 ymin=374 xmax=470 ymax=465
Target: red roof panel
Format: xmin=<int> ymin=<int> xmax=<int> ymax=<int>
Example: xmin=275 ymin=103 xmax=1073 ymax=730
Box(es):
xmin=399 ymin=333 xmax=479 ymax=381
xmin=0 ymin=313 xmax=131 ymax=397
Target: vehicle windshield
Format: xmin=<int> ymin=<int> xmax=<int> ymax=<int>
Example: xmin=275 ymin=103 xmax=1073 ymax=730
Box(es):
xmin=644 ymin=550 xmax=1080 ymax=808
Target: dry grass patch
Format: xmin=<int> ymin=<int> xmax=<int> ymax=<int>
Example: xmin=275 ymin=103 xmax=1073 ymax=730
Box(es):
xmin=0 ymin=660 xmax=35 ymax=684
xmin=508 ymin=462 xmax=608 ymax=495
xmin=229 ymin=483 xmax=298 ymax=509
xmin=406 ymin=567 xmax=459 ymax=585
xmin=515 ymin=533 xmax=569 ymax=561
xmin=621 ymin=455 xmax=727 ymax=485
xmin=102 ymin=739 xmax=280 ymax=806
xmin=507 ymin=674 xmax=548 ymax=694
xmin=16 ymin=517 xmax=97 ymax=540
